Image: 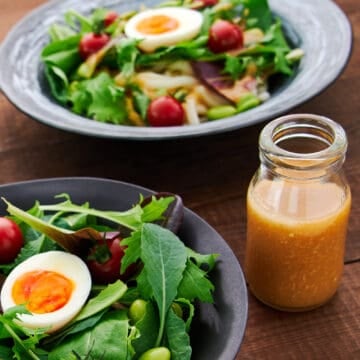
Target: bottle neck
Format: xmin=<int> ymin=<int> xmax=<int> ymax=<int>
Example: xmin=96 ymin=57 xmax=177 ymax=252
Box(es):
xmin=259 ymin=114 xmax=348 ymax=180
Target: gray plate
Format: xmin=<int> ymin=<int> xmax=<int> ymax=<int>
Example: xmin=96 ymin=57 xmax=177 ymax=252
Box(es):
xmin=0 ymin=0 xmax=352 ymax=140
xmin=0 ymin=177 xmax=248 ymax=359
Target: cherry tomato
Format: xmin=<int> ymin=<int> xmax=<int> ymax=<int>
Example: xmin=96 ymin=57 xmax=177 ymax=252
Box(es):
xmin=87 ymin=234 xmax=136 ymax=284
xmin=0 ymin=217 xmax=24 ymax=264
xmin=104 ymin=11 xmax=119 ymax=27
xmin=208 ymin=20 xmax=244 ymax=53
xmin=79 ymin=33 xmax=110 ymax=59
xmin=147 ymin=96 xmax=185 ymax=127
xmin=198 ymin=0 xmax=218 ymax=7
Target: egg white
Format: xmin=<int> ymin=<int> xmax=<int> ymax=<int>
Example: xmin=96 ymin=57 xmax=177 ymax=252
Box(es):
xmin=0 ymin=251 xmax=92 ymax=333
xmin=124 ymin=7 xmax=203 ymax=53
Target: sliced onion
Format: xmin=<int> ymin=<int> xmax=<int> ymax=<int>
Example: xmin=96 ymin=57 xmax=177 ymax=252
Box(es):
xmin=136 ymin=72 xmax=198 ymax=90
xmin=184 ymin=97 xmax=201 ymax=125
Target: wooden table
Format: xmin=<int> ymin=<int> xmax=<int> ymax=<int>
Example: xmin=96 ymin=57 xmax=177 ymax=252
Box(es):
xmin=0 ymin=0 xmax=359 ymax=358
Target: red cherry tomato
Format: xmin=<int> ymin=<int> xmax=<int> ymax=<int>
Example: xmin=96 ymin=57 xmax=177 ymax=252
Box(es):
xmin=104 ymin=11 xmax=119 ymax=27
xmin=87 ymin=235 xmax=136 ymax=284
xmin=192 ymin=0 xmax=218 ymax=8
xmin=79 ymin=33 xmax=110 ymax=59
xmin=208 ymin=20 xmax=244 ymax=53
xmin=0 ymin=217 xmax=24 ymax=264
xmin=199 ymin=0 xmax=218 ymax=7
xmin=147 ymin=96 xmax=185 ymax=127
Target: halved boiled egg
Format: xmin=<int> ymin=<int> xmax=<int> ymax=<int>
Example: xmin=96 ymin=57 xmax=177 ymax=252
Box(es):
xmin=124 ymin=7 xmax=203 ymax=52
xmin=0 ymin=251 xmax=91 ymax=333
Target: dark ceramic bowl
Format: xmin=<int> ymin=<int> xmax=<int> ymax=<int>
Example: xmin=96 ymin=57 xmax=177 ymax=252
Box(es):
xmin=0 ymin=177 xmax=248 ymax=360
xmin=0 ymin=0 xmax=352 ymax=139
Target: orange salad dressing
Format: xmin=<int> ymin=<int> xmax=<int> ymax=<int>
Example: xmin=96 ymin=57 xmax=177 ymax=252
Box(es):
xmin=245 ymin=179 xmax=351 ymax=311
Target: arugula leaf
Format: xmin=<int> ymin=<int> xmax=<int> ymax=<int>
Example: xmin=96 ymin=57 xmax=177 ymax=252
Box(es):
xmin=119 ymin=287 xmax=142 ymax=306
xmin=177 ymin=259 xmax=215 ymax=303
xmin=186 ymin=248 xmax=219 ymax=272
xmin=199 ymin=7 xmax=215 ymax=36
xmin=48 ymin=24 xmax=76 ymax=42
xmin=43 ymin=281 xmax=127 ymax=349
xmin=141 ymin=196 xmax=174 ymax=223
xmin=2 ymin=194 xmax=175 ymax=264
xmin=38 ymin=195 xmax=144 ymax=230
xmin=121 ymin=230 xmax=142 ymax=274
xmin=2 ymin=198 xmax=99 ymax=255
xmin=41 ymin=35 xmax=81 ymax=74
xmin=137 ymin=36 xmax=213 ymax=67
xmin=42 ymin=311 xmax=107 ymax=350
xmin=48 ymin=310 xmax=129 ymax=360
xmin=132 ymin=87 xmax=150 ymax=120
xmin=60 ymin=211 xmax=97 ymax=230
xmin=262 ymin=20 xmax=293 ymax=74
xmin=223 ymin=55 xmax=250 ymax=80
xmin=222 ymin=19 xmax=295 ymax=78
xmin=64 ymin=8 xmax=113 ymax=35
xmin=90 ymin=8 xmax=111 ymax=34
xmin=127 ymin=233 xmax=218 ymax=305
xmin=41 ymin=35 xmax=81 ymax=104
xmin=165 ymin=309 xmax=191 ymax=360
xmin=174 ymin=298 xmax=195 ymax=332
xmin=64 ymin=9 xmax=93 ymax=33
xmin=43 ymin=65 xmax=69 ymax=105
xmin=74 ymin=280 xmax=127 ymax=322
xmin=116 ymin=38 xmax=140 ymax=80
xmin=136 ymin=267 xmax=154 ymax=300
xmin=140 ymin=224 xmax=188 ymax=347
xmin=242 ymin=0 xmax=272 ymax=31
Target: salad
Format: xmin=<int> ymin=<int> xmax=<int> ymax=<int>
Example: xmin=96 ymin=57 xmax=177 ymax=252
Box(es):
xmin=0 ymin=193 xmax=218 ymax=359
xmin=41 ymin=0 xmax=303 ymax=127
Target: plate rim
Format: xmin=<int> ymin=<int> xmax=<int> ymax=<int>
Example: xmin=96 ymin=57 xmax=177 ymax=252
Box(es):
xmin=0 ymin=0 xmax=353 ymax=140
xmin=0 ymin=176 xmax=249 ymax=359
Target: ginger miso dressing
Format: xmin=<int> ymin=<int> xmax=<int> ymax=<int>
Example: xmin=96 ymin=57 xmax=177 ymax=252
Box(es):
xmin=245 ymin=114 xmax=351 ymax=311
xmin=245 ymin=179 xmax=351 ymax=311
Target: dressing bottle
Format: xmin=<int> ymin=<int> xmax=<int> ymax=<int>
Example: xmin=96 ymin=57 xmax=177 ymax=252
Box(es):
xmin=245 ymin=114 xmax=351 ymax=311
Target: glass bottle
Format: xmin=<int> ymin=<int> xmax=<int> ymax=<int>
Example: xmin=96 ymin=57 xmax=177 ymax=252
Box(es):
xmin=245 ymin=114 xmax=351 ymax=311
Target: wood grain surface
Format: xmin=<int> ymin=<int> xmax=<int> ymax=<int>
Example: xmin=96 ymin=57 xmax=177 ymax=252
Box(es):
xmin=0 ymin=0 xmax=359 ymax=358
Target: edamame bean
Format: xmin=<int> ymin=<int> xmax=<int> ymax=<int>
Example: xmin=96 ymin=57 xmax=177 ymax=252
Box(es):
xmin=207 ymin=105 xmax=237 ymax=120
xmin=139 ymin=347 xmax=171 ymax=360
xmin=237 ymin=93 xmax=260 ymax=113
xmin=171 ymin=302 xmax=183 ymax=318
xmin=128 ymin=299 xmax=147 ymax=323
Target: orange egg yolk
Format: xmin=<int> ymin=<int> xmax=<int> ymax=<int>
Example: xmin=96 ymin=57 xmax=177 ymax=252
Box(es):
xmin=136 ymin=15 xmax=179 ymax=35
xmin=12 ymin=270 xmax=73 ymax=314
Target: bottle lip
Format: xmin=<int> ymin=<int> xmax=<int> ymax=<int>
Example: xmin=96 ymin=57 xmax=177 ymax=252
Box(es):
xmin=259 ymin=114 xmax=348 ymax=166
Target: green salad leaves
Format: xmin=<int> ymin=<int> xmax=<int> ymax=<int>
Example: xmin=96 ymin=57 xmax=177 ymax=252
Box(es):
xmin=0 ymin=194 xmax=218 ymax=360
xmin=41 ymin=0 xmax=303 ymax=126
